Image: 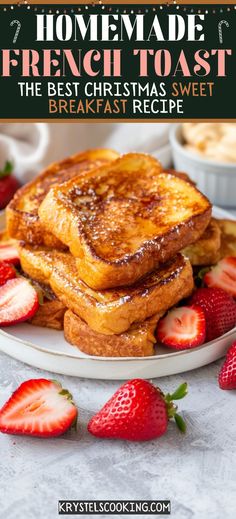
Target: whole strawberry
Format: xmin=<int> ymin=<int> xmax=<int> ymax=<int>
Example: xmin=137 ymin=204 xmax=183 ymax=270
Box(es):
xmin=88 ymin=379 xmax=187 ymax=441
xmin=219 ymin=341 xmax=236 ymax=390
xmin=0 ymin=260 xmax=16 ymax=286
xmin=190 ymin=287 xmax=236 ymax=342
xmin=0 ymin=161 xmax=20 ymax=210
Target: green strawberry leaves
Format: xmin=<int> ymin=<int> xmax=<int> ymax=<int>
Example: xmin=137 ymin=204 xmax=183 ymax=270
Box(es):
xmin=174 ymin=413 xmax=187 ymax=433
xmin=166 ymin=382 xmax=188 ymax=401
xmin=194 ymin=266 xmax=211 ymax=288
xmin=0 ymin=161 xmax=14 ymax=179
xmin=164 ymin=382 xmax=188 ymax=433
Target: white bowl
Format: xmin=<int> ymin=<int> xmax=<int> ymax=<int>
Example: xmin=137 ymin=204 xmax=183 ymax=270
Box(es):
xmin=170 ymin=124 xmax=236 ymax=207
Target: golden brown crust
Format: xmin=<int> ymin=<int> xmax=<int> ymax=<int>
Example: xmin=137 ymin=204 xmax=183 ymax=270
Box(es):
xmin=64 ymin=310 xmax=160 ymax=357
xmin=6 ymin=148 xmax=119 ymax=248
xmin=19 ymin=245 xmax=194 ymax=335
xmin=6 ymin=208 xmax=66 ymax=249
xmin=217 ymin=219 xmax=236 ymax=258
xmin=182 ymin=218 xmax=221 ymax=266
xmin=75 ymin=208 xmax=211 ymax=289
xmin=0 ymin=229 xmax=18 ymax=246
xmin=164 ymin=168 xmax=196 ymax=185
xmin=30 ymin=299 xmax=66 ymax=330
xmin=39 ymin=153 xmax=211 ymax=289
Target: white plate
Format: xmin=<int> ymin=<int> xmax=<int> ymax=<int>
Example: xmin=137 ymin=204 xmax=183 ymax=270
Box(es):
xmin=0 ymin=207 xmax=235 ymax=380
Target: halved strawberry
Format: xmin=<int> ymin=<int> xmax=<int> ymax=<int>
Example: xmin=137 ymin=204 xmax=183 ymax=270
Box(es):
xmin=0 ymin=243 xmax=20 ymax=266
xmin=0 ymin=260 xmax=16 ymax=286
xmin=0 ymin=379 xmax=78 ymax=437
xmin=204 ymin=257 xmax=236 ymax=297
xmin=156 ymin=305 xmax=206 ymax=350
xmin=0 ymin=278 xmax=39 ymax=326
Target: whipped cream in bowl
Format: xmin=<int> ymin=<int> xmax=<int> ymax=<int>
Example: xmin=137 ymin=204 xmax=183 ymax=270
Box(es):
xmin=182 ymin=123 xmax=236 ymax=164
xmin=170 ymin=123 xmax=236 ymax=206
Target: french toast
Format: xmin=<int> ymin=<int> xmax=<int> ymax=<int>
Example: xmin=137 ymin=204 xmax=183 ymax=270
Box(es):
xmin=30 ymin=299 xmax=66 ymax=330
xmin=39 ymin=153 xmax=211 ymax=289
xmin=64 ymin=310 xmax=161 ymax=357
xmin=6 ymin=148 xmax=119 ymax=248
xmin=19 ymin=245 xmax=194 ymax=335
xmin=182 ymin=219 xmax=221 ymax=266
xmin=217 ymin=219 xmax=236 ymax=258
xmin=164 ymin=168 xmax=195 ymax=185
xmin=0 ymin=229 xmax=15 ymax=243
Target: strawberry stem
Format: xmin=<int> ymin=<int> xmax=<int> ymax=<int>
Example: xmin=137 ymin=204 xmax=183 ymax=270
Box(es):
xmin=51 ymin=380 xmax=78 ymax=431
xmin=59 ymin=389 xmax=78 ymax=431
xmin=174 ymin=413 xmax=186 ymax=433
xmin=164 ymin=383 xmax=188 ymax=433
xmin=195 ymin=266 xmax=212 ymax=288
xmin=167 ymin=382 xmax=188 ymax=401
xmin=0 ymin=160 xmax=13 ymax=179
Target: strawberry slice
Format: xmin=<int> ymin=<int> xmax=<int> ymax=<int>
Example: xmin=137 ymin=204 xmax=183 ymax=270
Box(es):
xmin=0 ymin=278 xmax=39 ymax=326
xmin=0 ymin=260 xmax=16 ymax=286
xmin=0 ymin=379 xmax=78 ymax=437
xmin=204 ymin=257 xmax=236 ymax=297
xmin=156 ymin=305 xmax=206 ymax=350
xmin=0 ymin=243 xmax=20 ymax=266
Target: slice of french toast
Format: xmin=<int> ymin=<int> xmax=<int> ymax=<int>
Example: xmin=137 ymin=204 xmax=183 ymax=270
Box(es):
xmin=30 ymin=299 xmax=66 ymax=330
xmin=182 ymin=218 xmax=221 ymax=266
xmin=6 ymin=148 xmax=118 ymax=248
xmin=39 ymin=153 xmax=211 ymax=289
xmin=164 ymin=168 xmax=196 ymax=185
xmin=217 ymin=219 xmax=236 ymax=258
xmin=64 ymin=310 xmax=160 ymax=357
xmin=19 ymin=245 xmax=194 ymax=336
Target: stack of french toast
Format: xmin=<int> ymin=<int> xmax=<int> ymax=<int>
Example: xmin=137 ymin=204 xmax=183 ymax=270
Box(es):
xmin=5 ymin=149 xmax=236 ymax=357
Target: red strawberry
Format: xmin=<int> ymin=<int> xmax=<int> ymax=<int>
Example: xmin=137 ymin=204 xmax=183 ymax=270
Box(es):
xmin=0 ymin=278 xmax=39 ymax=326
xmin=156 ymin=305 xmax=206 ymax=350
xmin=0 ymin=243 xmax=20 ymax=266
xmin=0 ymin=260 xmax=16 ymax=286
xmin=190 ymin=287 xmax=236 ymax=342
xmin=0 ymin=379 xmax=78 ymax=437
xmin=88 ymin=379 xmax=187 ymax=441
xmin=204 ymin=257 xmax=236 ymax=297
xmin=0 ymin=161 xmax=20 ymax=210
xmin=218 ymin=341 xmax=236 ymax=390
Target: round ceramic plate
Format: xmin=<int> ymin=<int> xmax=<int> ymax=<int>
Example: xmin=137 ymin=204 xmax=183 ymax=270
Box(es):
xmin=0 ymin=207 xmax=235 ymax=380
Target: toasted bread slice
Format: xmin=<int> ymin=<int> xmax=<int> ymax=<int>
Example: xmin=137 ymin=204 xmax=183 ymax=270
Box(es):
xmin=217 ymin=219 xmax=236 ymax=258
xmin=7 ymin=148 xmax=119 ymax=248
xmin=182 ymin=219 xmax=221 ymax=266
xmin=64 ymin=310 xmax=161 ymax=357
xmin=164 ymin=168 xmax=196 ymax=185
xmin=0 ymin=229 xmax=18 ymax=246
xmin=39 ymin=153 xmax=211 ymax=289
xmin=30 ymin=299 xmax=66 ymax=330
xmin=19 ymin=245 xmax=193 ymax=335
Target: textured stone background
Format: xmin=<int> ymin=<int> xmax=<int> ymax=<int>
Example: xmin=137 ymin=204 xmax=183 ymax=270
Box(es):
xmin=0 ymin=351 xmax=235 ymax=519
